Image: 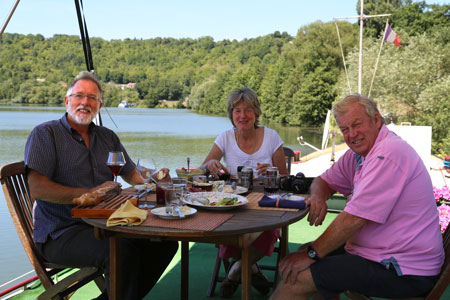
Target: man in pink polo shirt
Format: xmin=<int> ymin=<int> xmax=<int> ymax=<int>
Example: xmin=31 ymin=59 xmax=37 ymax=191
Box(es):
xmin=270 ymin=94 xmax=444 ymax=299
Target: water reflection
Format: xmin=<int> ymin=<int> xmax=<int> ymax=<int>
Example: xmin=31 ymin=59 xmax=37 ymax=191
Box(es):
xmin=0 ymin=106 xmax=340 ymax=172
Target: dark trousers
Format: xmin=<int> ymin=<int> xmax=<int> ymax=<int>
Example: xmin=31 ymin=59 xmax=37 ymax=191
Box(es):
xmin=36 ymin=224 xmax=178 ymax=300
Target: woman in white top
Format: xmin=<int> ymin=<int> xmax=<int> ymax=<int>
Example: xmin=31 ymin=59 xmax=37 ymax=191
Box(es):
xmin=201 ymin=87 xmax=288 ymax=297
xmin=202 ymin=87 xmax=287 ymax=178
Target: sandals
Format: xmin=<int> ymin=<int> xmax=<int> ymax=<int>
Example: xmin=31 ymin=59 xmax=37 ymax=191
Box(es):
xmin=219 ymin=277 xmax=240 ymax=298
xmin=251 ymin=264 xmax=271 ymax=295
xmin=219 ymin=260 xmax=240 ymax=298
xmin=219 ymin=261 xmax=271 ymax=297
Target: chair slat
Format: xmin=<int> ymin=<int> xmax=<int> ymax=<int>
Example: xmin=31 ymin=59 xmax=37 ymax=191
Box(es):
xmin=1 ymin=161 xmax=105 ymax=299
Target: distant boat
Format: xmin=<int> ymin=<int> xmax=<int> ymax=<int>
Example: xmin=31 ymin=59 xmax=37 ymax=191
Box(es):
xmin=118 ymin=100 xmax=130 ymax=108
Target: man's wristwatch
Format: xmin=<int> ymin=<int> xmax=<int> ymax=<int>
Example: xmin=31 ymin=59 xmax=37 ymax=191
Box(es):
xmin=307 ymin=245 xmax=320 ymax=261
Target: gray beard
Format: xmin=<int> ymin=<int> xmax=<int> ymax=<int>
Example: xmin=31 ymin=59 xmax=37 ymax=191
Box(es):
xmin=67 ymin=107 xmax=95 ymax=125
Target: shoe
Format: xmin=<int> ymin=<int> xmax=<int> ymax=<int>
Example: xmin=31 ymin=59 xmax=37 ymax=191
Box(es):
xmin=219 ymin=260 xmax=240 ymax=298
xmin=251 ymin=264 xmax=271 ymax=295
xmin=219 ymin=278 xmax=239 ymax=298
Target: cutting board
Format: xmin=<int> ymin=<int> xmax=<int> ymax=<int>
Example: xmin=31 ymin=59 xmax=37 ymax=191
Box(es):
xmin=71 ymin=194 xmax=137 ymax=218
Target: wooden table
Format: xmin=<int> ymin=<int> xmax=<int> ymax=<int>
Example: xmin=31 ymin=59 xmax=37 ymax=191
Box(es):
xmin=83 ymin=186 xmax=308 ymax=300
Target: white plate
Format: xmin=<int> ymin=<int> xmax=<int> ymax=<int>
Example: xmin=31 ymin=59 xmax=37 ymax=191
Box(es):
xmin=151 ymin=206 xmax=197 ymax=220
xmin=221 ymin=185 xmax=248 ymax=195
xmin=183 ymin=192 xmax=248 ymax=211
xmin=268 ymin=194 xmax=305 ymax=201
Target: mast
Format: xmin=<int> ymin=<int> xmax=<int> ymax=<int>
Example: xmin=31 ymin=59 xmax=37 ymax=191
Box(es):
xmin=334 ymin=0 xmax=391 ymax=94
xmin=0 ymin=0 xmax=20 ymax=37
xmin=358 ymin=1 xmax=364 ymax=94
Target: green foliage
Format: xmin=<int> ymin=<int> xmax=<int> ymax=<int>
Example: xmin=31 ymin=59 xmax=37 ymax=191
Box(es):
xmin=335 ymin=26 xmax=450 ymax=154
xmin=0 ymin=2 xmax=448 ymax=152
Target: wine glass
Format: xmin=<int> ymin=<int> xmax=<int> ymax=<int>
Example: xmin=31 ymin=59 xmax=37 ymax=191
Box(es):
xmin=137 ymin=158 xmax=157 ymax=183
xmin=107 ymin=151 xmax=126 ymax=182
xmin=136 ymin=158 xmax=157 ymax=209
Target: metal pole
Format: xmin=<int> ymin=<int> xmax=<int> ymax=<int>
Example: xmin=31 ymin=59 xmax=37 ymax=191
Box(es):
xmin=358 ymin=0 xmax=364 ymax=94
xmin=0 ymin=0 xmax=21 ymax=37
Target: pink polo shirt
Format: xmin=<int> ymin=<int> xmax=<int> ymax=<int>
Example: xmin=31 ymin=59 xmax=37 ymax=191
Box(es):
xmin=321 ymin=125 xmax=444 ymax=276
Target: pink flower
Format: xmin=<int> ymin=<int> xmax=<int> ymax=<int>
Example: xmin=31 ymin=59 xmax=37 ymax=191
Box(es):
xmin=435 ymin=186 xmax=450 ymax=233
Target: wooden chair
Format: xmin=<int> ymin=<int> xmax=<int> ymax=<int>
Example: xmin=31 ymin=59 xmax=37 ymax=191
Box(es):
xmin=0 ymin=161 xmax=106 ymax=300
xmin=283 ymin=147 xmax=295 ymax=174
xmin=345 ymin=225 xmax=450 ymax=300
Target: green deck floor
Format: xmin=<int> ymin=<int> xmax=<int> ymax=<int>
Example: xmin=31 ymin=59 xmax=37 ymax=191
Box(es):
xmin=8 ymin=212 xmax=450 ymax=300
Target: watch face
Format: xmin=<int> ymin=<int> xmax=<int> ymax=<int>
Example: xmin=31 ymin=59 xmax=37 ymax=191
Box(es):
xmin=308 ymin=247 xmax=317 ymax=259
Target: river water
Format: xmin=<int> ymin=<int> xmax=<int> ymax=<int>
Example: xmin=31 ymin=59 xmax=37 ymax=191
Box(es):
xmin=0 ymin=105 xmax=324 ymax=290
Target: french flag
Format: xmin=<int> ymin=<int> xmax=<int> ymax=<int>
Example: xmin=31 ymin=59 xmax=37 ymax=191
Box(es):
xmin=384 ymin=23 xmax=401 ymax=47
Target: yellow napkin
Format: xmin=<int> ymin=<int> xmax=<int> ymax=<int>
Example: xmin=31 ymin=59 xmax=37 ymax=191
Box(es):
xmin=106 ymin=200 xmax=148 ymax=227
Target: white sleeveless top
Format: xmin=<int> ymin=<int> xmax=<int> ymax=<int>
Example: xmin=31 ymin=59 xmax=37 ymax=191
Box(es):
xmin=214 ymin=126 xmax=283 ymax=177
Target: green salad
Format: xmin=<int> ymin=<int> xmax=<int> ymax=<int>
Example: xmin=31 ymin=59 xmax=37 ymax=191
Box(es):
xmin=212 ymin=197 xmax=240 ymax=206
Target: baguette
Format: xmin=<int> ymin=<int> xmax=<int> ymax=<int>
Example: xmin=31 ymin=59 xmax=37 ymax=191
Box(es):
xmin=73 ymin=192 xmax=106 ymax=206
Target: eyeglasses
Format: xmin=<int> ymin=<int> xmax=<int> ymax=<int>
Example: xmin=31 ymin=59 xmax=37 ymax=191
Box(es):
xmin=69 ymin=93 xmax=100 ymax=103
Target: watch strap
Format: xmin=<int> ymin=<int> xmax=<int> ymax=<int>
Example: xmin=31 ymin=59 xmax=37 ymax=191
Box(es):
xmin=307 ymin=245 xmax=320 ymax=261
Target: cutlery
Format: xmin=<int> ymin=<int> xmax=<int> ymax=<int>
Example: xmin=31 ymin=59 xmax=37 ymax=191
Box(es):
xmin=279 ymin=193 xmax=292 ymax=199
xmin=191 ymin=196 xmax=210 ymax=205
xmin=138 ymin=187 xmax=155 ymax=209
xmin=138 ymin=187 xmax=153 ymax=199
xmin=231 ymin=181 xmax=236 ymax=193
xmin=187 ymin=157 xmax=190 ymax=175
xmin=173 ymin=205 xmax=185 ymax=218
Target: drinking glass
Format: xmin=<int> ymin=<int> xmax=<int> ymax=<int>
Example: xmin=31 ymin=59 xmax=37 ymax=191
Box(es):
xmin=156 ymin=182 xmax=172 ymax=206
xmin=136 ymin=158 xmax=157 ymax=209
xmin=165 ymin=185 xmax=184 ymax=216
xmin=107 ymin=151 xmax=126 ymax=182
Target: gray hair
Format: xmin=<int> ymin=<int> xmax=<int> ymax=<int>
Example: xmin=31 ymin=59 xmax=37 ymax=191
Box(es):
xmin=333 ymin=94 xmax=385 ymax=124
xmin=66 ymin=71 xmax=103 ymax=102
xmin=227 ymin=87 xmax=262 ymax=128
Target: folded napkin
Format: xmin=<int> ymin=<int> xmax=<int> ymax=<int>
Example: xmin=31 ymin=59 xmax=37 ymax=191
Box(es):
xmin=107 ymin=200 xmax=148 ymax=227
xmin=258 ymin=195 xmax=306 ymax=210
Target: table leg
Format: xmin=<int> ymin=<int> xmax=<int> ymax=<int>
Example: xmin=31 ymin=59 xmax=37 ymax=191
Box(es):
xmin=110 ymin=236 xmax=122 ymax=300
xmin=240 ymin=245 xmax=252 ymax=300
xmin=181 ymin=241 xmax=189 ymax=300
xmin=280 ymin=225 xmax=289 ymax=258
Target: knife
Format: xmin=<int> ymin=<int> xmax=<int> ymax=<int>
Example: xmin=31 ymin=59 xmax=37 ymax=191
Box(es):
xmin=173 ymin=205 xmax=185 ymax=218
xmin=138 ymin=187 xmax=153 ymax=199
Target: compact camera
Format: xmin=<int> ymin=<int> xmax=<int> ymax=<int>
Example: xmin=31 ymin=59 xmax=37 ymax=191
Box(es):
xmin=279 ymin=172 xmax=313 ymax=194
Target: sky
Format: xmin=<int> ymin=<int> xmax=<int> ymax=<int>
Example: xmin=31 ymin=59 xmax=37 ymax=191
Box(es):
xmin=1 ymin=0 xmax=448 ymax=41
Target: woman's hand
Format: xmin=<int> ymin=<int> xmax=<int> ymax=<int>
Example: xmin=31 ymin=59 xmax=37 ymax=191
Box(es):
xmin=256 ymin=162 xmax=271 ymax=176
xmin=152 ymin=168 xmax=171 ymax=182
xmin=206 ymin=159 xmax=228 ymax=179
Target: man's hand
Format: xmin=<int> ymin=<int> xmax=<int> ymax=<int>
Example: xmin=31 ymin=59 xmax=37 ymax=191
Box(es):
xmin=278 ymin=250 xmax=314 ymax=285
xmin=305 ymin=177 xmax=335 ymax=226
xmin=91 ymin=181 xmax=120 ymax=193
xmin=73 ymin=181 xmax=120 ymax=206
xmin=306 ymin=195 xmax=328 ymax=226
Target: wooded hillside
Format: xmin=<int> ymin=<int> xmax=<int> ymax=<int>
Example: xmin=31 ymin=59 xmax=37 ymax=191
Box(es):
xmin=0 ymin=1 xmax=448 ymax=154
